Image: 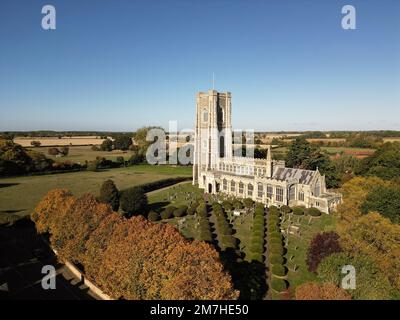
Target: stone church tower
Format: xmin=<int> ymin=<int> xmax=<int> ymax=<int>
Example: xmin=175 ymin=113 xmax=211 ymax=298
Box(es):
xmin=193 ymin=90 xmax=233 ymax=187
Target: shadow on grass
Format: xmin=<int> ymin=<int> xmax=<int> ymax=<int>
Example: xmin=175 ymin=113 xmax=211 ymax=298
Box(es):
xmin=0 ymin=209 xmax=25 ymax=214
xmin=148 ymin=201 xmax=170 ymax=212
xmin=219 ymin=248 xmax=268 ymax=300
xmin=0 ymin=183 xmax=19 ymax=189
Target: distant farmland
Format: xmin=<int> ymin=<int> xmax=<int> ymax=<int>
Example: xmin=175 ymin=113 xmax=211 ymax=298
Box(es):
xmin=14 ymin=136 xmax=107 ymax=147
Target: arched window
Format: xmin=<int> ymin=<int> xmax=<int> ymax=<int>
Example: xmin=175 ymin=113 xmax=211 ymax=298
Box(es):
xmin=239 ymin=182 xmax=244 ymax=194
xmin=223 ymin=179 xmax=227 ymax=190
xmin=230 ymin=181 xmax=236 ymax=192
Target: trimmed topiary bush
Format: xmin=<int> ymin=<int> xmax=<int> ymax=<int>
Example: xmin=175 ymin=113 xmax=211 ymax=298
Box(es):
xmin=173 ymin=205 xmax=187 ymax=217
xmin=306 ymin=207 xmax=322 ymax=217
xmin=221 ymin=235 xmax=238 ymax=249
xmin=280 ymin=205 xmax=292 ymax=214
xmin=271 ymin=279 xmax=287 ymax=293
xmin=222 ymin=200 xmax=233 ymax=212
xmin=120 ymin=187 xmax=148 ymax=218
xmin=248 ymin=252 xmax=263 ymax=263
xmin=272 ymin=264 xmax=286 ymax=277
xmin=148 ymin=211 xmax=160 ymax=221
xmin=269 ymin=254 xmax=284 ymax=265
xmin=269 ymin=243 xmax=284 ymax=255
xmin=292 ymin=206 xmax=305 ymax=215
xmin=160 ymin=210 xmax=172 ymax=220
xmin=98 ymin=179 xmax=120 ymax=211
xmin=196 ymin=203 xmax=208 ymax=217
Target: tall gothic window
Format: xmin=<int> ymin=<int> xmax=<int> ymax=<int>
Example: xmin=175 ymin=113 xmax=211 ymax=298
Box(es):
xmin=298 ymin=191 xmax=304 ymax=201
xmin=267 ymin=185 xmax=273 ymax=199
xmin=223 ymin=179 xmax=227 ymax=191
xmin=231 ymin=181 xmax=236 ymax=192
xmin=314 ymin=180 xmax=321 ymax=197
xmin=248 ymin=184 xmax=254 ymax=197
xmin=257 ymin=183 xmax=263 ymax=198
xmin=276 ymin=187 xmax=284 ymax=202
xmin=239 ymin=182 xmax=244 ymax=194
xmin=289 ymin=185 xmax=296 ymax=200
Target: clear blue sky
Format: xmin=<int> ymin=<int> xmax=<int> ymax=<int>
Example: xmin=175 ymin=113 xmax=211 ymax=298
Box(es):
xmin=0 ymin=0 xmax=399 ymax=132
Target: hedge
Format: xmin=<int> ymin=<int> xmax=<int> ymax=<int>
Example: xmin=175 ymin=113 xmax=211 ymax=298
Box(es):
xmin=221 ymin=235 xmax=238 ymax=248
xmin=271 ymin=279 xmax=287 ymax=293
xmin=306 ymin=207 xmax=322 ymax=216
xmin=199 ymin=229 xmax=213 ymax=242
xmin=271 ymin=264 xmax=286 ymax=277
xmin=269 ymin=238 xmax=283 ymax=246
xmin=196 ymin=203 xmax=208 ymax=217
xmin=269 ymin=243 xmax=284 ymax=255
xmin=268 ymin=231 xmax=282 ymax=240
xmin=148 ymin=211 xmax=160 ymax=221
xmin=269 ymin=254 xmax=284 ymax=265
xmin=248 ymin=252 xmax=263 ymax=263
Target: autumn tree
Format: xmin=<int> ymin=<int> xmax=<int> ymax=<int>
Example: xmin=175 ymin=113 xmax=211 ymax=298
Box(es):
xmin=33 ymin=190 xmax=239 ymax=300
xmin=306 ymin=231 xmax=342 ymax=273
xmin=337 ymin=212 xmax=400 ymax=291
xmin=51 ymin=193 xmax=113 ymax=264
xmin=295 ymin=282 xmax=351 ymax=300
xmin=98 ymin=179 xmax=120 ymax=211
xmin=31 ymin=189 xmax=75 ymax=234
xmin=336 ymin=176 xmax=389 ymax=228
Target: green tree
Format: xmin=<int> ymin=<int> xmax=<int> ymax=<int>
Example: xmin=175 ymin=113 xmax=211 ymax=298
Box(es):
xmin=317 ymin=252 xmax=395 ymax=300
xmin=286 ymin=136 xmax=311 ymax=168
xmin=113 ymin=134 xmax=133 ymax=151
xmin=100 ymin=138 xmax=113 ymax=151
xmin=99 ymin=179 xmax=120 ymax=211
xmin=357 ymin=142 xmax=400 ymax=180
xmin=286 ymin=136 xmax=340 ymax=188
xmin=360 ymin=185 xmax=400 ymax=224
xmin=60 ymin=146 xmax=69 ymax=156
xmin=120 ymin=187 xmax=148 ymax=218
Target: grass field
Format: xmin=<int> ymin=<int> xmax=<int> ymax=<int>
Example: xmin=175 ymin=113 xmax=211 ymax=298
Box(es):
xmin=0 ymin=165 xmax=192 ymax=218
xmin=277 ymin=213 xmax=336 ymax=299
xmin=29 ymin=145 xmax=136 ymax=163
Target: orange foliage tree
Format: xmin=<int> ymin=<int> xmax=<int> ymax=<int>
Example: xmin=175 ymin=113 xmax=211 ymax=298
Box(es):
xmin=295 ymin=282 xmax=351 ymax=300
xmin=33 ymin=189 xmax=238 ymax=300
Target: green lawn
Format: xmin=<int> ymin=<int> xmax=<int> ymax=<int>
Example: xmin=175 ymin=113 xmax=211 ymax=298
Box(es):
xmin=147 ymin=181 xmax=202 ymax=212
xmin=277 ymin=213 xmax=336 ymax=299
xmin=232 ymin=211 xmax=254 ymax=260
xmin=0 ymin=165 xmax=192 ymax=218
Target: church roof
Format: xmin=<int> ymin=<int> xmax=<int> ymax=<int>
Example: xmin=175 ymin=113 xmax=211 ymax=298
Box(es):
xmin=272 ymin=167 xmax=317 ymax=185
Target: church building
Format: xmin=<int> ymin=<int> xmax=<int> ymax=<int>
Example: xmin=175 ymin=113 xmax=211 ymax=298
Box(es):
xmin=192 ymin=90 xmax=342 ymax=214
